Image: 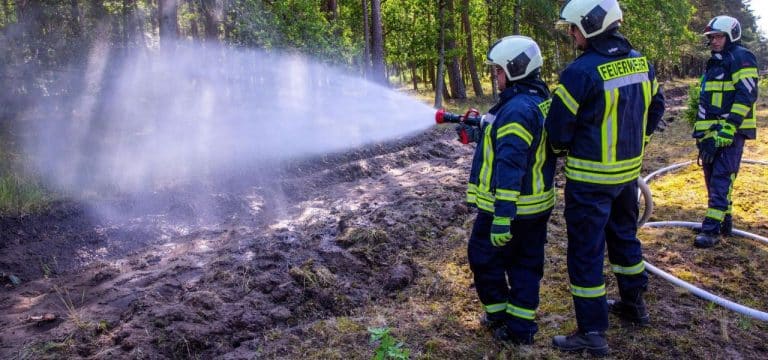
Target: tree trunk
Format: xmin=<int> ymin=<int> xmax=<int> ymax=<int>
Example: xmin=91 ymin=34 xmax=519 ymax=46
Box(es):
xmin=361 ymin=0 xmax=370 ymax=77
xmin=70 ymin=0 xmax=81 ymax=37
xmin=462 ymin=0 xmax=482 ymax=97
xmin=434 ymin=1 xmax=446 ymax=108
xmin=369 ymin=0 xmax=387 ymax=86
xmin=444 ymin=0 xmax=466 ymax=99
xmin=513 ymin=0 xmax=520 ymax=34
xmin=200 ymin=0 xmax=220 ymax=42
xmin=158 ymin=0 xmax=178 ymax=48
xmin=410 ymin=62 xmax=418 ymax=91
xmin=323 ymin=0 xmax=338 ymax=22
xmin=486 ymin=0 xmax=497 ymax=99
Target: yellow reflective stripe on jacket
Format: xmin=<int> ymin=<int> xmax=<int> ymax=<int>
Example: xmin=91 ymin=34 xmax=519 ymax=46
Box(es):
xmin=694 ymin=120 xmax=720 ymax=131
xmin=484 ymin=302 xmax=507 ymax=314
xmin=566 ymin=155 xmax=643 ymax=173
xmin=703 ymin=81 xmax=735 ymax=92
xmin=495 ymin=188 xmax=520 ymax=202
xmin=571 ymin=283 xmax=606 ymax=298
xmin=475 ymin=190 xmax=495 ymax=213
xmin=731 ymin=103 xmax=751 ymax=117
xmin=466 ymin=183 xmax=478 ymax=204
xmin=506 ymin=303 xmax=536 ymax=320
xmin=652 ymin=78 xmax=659 ymax=96
xmin=641 ymin=79 xmax=652 ymax=149
xmin=612 ymin=261 xmax=646 ymax=275
xmin=565 ymin=155 xmax=643 ymax=185
xmin=555 ymin=84 xmax=579 ymax=115
xmin=478 ymin=126 xmax=494 ymax=194
xmin=733 ymin=67 xmax=759 ymax=80
xmin=712 ymin=92 xmax=723 ymax=108
xmin=602 ymin=88 xmax=620 ymax=163
xmin=497 ymin=122 xmax=533 ymax=146
xmin=532 ymin=137 xmax=544 ymax=194
xmin=538 ymin=99 xmax=552 ymax=117
xmin=741 ymin=116 xmax=757 ymax=129
xmin=517 ymin=189 xmax=555 ymax=215
xmin=706 ymin=207 xmax=725 ymax=221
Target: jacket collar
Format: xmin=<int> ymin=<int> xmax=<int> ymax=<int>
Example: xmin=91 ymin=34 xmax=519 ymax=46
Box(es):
xmin=587 ymin=30 xmax=633 ymax=56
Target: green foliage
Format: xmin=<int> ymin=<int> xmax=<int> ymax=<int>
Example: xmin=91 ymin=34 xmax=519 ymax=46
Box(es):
xmin=685 ymin=81 xmax=701 ymax=126
xmin=225 ymin=0 xmax=355 ymax=63
xmin=368 ymin=327 xmax=410 ymax=360
xmin=0 ymin=174 xmax=48 ymax=215
xmin=621 ymin=0 xmax=696 ymax=76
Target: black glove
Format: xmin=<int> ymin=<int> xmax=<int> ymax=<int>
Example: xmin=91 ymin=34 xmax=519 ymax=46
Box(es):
xmin=697 ymin=137 xmax=718 ymax=164
xmin=455 ymin=124 xmax=481 ymax=144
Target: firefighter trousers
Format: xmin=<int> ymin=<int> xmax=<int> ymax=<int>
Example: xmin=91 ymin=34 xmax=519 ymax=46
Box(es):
xmin=468 ymin=209 xmax=550 ymax=335
xmin=701 ymin=134 xmax=745 ymax=233
xmin=563 ymin=180 xmax=648 ymax=333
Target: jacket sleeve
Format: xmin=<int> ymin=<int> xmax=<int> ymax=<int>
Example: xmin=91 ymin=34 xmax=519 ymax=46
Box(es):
xmin=493 ymin=107 xmax=535 ymax=219
xmin=727 ymin=49 xmax=759 ymax=127
xmin=545 ymin=67 xmax=594 ymax=152
xmin=645 ymin=62 xmax=666 ymax=137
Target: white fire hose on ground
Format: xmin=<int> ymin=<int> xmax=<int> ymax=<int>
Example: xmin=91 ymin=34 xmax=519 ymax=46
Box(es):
xmin=636 ymin=160 xmax=768 ymax=321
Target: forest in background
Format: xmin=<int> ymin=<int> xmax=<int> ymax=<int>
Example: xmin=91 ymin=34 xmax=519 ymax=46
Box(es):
xmin=0 ymin=0 xmax=766 ymax=172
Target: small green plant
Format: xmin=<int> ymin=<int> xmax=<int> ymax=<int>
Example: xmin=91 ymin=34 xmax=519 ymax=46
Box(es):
xmin=368 ymin=327 xmax=410 ymax=360
xmin=684 ymin=81 xmax=701 ymax=126
xmin=737 ymin=316 xmax=752 ymax=330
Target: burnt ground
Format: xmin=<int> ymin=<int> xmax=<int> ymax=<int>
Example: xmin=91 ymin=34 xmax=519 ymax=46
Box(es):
xmin=0 ymin=127 xmax=475 ymax=359
xmin=1 ymin=85 xmax=767 ymax=359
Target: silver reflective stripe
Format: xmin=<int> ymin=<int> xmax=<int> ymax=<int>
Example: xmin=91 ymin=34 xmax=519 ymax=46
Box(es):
xmin=603 ymin=73 xmax=649 ymax=91
xmin=742 ymin=78 xmax=754 ymax=92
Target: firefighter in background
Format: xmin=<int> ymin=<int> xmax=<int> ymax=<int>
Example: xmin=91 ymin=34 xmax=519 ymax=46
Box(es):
xmin=465 ymin=35 xmax=555 ymax=345
xmin=545 ymin=0 xmax=665 ymax=355
xmin=693 ymin=15 xmax=758 ymax=248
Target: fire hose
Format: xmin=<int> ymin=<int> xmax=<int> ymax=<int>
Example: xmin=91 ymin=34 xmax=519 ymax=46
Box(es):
xmin=641 ymin=160 xmax=768 ymax=322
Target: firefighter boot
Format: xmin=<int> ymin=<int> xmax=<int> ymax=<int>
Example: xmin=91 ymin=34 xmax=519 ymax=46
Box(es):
xmin=607 ymin=298 xmax=649 ymax=326
xmin=721 ymin=215 xmax=733 ymax=236
xmin=493 ymin=326 xmax=534 ymax=345
xmin=552 ymin=331 xmax=609 ymax=357
xmin=479 ymin=313 xmax=504 ymax=331
xmin=694 ymin=232 xmax=720 ymax=248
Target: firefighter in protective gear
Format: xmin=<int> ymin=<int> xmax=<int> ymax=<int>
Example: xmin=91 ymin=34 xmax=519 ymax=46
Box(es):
xmin=545 ymin=0 xmax=665 ymax=355
xmin=693 ymin=15 xmax=758 ymax=248
xmin=465 ymin=35 xmax=555 ymax=345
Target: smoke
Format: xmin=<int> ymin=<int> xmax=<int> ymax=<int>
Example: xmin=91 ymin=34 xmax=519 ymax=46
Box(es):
xmin=20 ymin=43 xmax=436 ymax=195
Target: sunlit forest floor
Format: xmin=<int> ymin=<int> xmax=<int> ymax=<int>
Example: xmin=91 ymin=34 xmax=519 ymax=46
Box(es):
xmin=1 ymin=80 xmax=767 ymax=359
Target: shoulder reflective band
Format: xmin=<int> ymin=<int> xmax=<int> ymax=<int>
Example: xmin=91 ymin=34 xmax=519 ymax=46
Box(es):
xmin=554 ymin=85 xmax=579 ymax=115
xmin=597 ymin=56 xmax=649 ymax=81
xmin=497 ymin=122 xmax=533 ymax=145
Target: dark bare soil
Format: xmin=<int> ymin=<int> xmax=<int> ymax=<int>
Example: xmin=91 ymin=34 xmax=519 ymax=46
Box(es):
xmin=1 ymin=89 xmax=767 ymax=359
xmin=1 ymin=128 xmax=475 ymax=359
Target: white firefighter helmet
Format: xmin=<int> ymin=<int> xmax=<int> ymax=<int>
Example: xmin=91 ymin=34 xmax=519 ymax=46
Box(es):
xmin=558 ymin=0 xmax=623 ymax=38
xmin=704 ymin=15 xmax=741 ymax=42
xmin=486 ymin=36 xmax=543 ymax=82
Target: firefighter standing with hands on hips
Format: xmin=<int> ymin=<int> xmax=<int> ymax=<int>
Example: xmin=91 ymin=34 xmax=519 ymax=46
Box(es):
xmin=464 ymin=36 xmax=556 ymax=345
xmin=545 ymin=0 xmax=665 ymax=356
xmin=693 ymin=15 xmax=759 ymax=249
